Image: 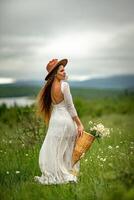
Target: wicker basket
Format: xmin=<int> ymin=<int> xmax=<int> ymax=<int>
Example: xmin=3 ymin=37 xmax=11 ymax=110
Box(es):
xmin=71 ymin=130 xmax=95 ymax=167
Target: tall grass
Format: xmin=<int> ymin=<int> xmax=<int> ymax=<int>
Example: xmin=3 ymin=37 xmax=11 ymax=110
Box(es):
xmin=0 ymin=94 xmax=134 ymax=200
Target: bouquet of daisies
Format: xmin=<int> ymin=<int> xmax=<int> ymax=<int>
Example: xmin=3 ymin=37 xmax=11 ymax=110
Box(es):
xmin=88 ymin=121 xmax=110 ymax=143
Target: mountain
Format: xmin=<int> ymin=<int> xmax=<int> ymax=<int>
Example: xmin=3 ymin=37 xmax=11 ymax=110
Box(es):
xmin=1 ymin=74 xmax=134 ymax=90
xmin=69 ymin=74 xmax=134 ymax=90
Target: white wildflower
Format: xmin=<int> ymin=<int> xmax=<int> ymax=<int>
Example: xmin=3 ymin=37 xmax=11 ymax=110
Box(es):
xmin=96 ymin=123 xmax=105 ymax=132
xmin=25 ymin=153 xmax=28 ymax=156
xmin=92 ymin=126 xmax=97 ymax=130
xmin=88 ymin=121 xmax=93 ymax=125
xmin=102 ymin=128 xmax=110 ymax=137
xmin=16 ymin=171 xmax=20 ymax=174
xmin=6 ymin=171 xmax=9 ymax=174
xmin=88 ymin=121 xmax=110 ymax=139
xmin=116 ymin=145 xmax=119 ymax=148
xmin=108 ymin=145 xmax=112 ymax=149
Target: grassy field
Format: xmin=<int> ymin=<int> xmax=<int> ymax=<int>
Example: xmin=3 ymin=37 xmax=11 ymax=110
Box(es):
xmin=0 ymin=92 xmax=134 ymax=200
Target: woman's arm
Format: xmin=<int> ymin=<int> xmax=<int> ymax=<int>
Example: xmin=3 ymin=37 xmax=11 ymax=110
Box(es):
xmin=72 ymin=115 xmax=83 ymax=126
xmin=62 ymin=81 xmax=78 ymax=117
xmin=62 ymin=81 xmax=84 ymax=136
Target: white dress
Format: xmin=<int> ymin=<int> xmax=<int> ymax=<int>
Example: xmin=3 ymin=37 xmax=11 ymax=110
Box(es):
xmin=34 ymin=80 xmax=80 ymax=185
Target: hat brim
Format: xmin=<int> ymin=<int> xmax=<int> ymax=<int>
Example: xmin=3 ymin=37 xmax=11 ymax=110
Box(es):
xmin=45 ymin=58 xmax=68 ymax=81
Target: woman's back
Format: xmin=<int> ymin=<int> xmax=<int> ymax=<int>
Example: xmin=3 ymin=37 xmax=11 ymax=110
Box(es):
xmin=51 ymin=80 xmax=78 ymax=118
xmin=51 ymin=80 xmax=64 ymax=104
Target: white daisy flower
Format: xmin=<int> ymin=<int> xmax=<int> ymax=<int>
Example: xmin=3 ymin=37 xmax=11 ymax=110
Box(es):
xmin=116 ymin=145 xmax=119 ymax=148
xmin=108 ymin=145 xmax=112 ymax=149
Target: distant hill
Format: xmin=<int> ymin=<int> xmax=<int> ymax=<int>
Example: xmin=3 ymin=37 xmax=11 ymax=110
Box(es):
xmin=69 ymin=74 xmax=134 ymax=90
xmin=0 ymin=74 xmax=134 ymax=90
xmin=10 ymin=74 xmax=134 ymax=90
xmin=0 ymin=74 xmax=134 ymax=98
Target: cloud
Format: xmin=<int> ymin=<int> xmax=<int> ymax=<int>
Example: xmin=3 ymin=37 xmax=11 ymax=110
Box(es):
xmin=0 ymin=0 xmax=134 ymax=80
xmin=0 ymin=0 xmax=134 ymax=36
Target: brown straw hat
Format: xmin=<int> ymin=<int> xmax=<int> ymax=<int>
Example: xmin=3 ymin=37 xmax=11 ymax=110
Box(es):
xmin=45 ymin=58 xmax=68 ymax=81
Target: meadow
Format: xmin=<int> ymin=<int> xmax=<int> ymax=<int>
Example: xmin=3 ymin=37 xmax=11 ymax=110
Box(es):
xmin=0 ymin=88 xmax=134 ymax=200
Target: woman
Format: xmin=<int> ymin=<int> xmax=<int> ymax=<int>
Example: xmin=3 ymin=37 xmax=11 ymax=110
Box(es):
xmin=34 ymin=58 xmax=84 ymax=185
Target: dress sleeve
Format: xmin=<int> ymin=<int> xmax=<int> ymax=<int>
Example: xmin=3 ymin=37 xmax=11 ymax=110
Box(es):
xmin=62 ymin=81 xmax=78 ymax=118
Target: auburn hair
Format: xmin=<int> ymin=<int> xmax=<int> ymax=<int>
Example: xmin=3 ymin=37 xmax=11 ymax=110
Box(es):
xmin=35 ymin=66 xmax=60 ymax=125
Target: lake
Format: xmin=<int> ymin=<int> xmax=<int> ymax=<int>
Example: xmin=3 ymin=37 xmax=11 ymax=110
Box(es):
xmin=0 ymin=96 xmax=35 ymax=107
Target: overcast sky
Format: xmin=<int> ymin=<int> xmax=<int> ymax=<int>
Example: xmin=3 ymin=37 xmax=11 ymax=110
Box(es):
xmin=0 ymin=0 xmax=134 ymax=82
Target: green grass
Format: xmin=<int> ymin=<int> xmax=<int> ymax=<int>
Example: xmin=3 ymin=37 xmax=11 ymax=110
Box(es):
xmin=0 ymin=85 xmax=40 ymax=98
xmin=0 ymin=95 xmax=134 ymax=200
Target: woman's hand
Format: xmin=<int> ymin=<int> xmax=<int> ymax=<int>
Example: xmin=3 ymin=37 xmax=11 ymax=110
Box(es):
xmin=77 ymin=124 xmax=84 ymax=138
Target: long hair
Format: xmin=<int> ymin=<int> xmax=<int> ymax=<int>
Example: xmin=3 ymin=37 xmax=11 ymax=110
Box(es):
xmin=35 ymin=66 xmax=60 ymax=125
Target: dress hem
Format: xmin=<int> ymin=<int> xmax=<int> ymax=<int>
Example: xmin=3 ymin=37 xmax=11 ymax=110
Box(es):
xmin=34 ymin=173 xmax=79 ymax=185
